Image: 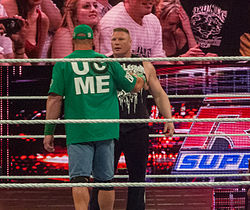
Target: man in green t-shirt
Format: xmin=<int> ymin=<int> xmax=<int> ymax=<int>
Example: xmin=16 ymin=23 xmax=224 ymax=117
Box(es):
xmin=43 ymin=24 xmax=145 ymax=210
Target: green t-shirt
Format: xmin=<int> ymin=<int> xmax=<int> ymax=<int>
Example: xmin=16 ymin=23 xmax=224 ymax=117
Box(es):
xmin=49 ymin=50 xmax=136 ymax=145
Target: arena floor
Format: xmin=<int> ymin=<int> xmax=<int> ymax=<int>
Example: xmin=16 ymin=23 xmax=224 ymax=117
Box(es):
xmin=0 ymin=187 xmax=213 ymax=210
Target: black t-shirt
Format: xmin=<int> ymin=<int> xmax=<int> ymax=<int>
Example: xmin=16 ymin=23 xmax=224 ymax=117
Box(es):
xmin=110 ymin=54 xmax=149 ymax=133
xmin=180 ymin=0 xmax=249 ymax=55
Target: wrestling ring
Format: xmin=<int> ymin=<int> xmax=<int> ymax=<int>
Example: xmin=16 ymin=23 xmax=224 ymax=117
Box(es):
xmin=0 ymin=56 xmax=249 ymax=209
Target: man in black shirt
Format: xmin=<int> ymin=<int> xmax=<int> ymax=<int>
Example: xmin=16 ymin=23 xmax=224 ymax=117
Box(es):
xmin=90 ymin=27 xmax=174 ymax=210
xmin=180 ymin=0 xmax=249 ymax=56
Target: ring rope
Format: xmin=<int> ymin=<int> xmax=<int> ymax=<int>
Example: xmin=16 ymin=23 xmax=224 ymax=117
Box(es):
xmin=0 ymin=134 xmax=249 ymax=139
xmin=0 ymin=118 xmax=249 ymax=125
xmin=1 ymin=94 xmax=250 ymax=100
xmin=0 ymin=174 xmax=250 ymax=179
xmin=1 ymin=59 xmax=248 ymax=191
xmin=0 ymin=56 xmax=249 ymax=63
xmin=0 ymin=181 xmax=249 ymax=188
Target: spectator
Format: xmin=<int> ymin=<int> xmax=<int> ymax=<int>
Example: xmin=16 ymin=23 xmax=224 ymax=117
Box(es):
xmin=1 ymin=0 xmax=49 ymax=59
xmin=0 ymin=4 xmax=30 ymax=65
xmin=155 ymin=0 xmax=205 ymax=58
xmin=0 ymin=4 xmax=14 ymax=64
xmin=51 ymin=0 xmax=101 ymax=58
xmin=180 ymin=0 xmax=249 ymax=56
xmin=99 ymin=0 xmax=166 ymax=58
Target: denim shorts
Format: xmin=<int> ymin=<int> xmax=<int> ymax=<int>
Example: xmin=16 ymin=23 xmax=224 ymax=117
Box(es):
xmin=67 ymin=139 xmax=114 ymax=181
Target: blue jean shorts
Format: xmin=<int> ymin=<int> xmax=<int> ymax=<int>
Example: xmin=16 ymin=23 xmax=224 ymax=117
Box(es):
xmin=67 ymin=139 xmax=114 ymax=181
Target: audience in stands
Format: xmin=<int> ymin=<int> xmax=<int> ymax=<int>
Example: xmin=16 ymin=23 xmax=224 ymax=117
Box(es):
xmin=0 ymin=3 xmax=31 ymax=65
xmin=51 ymin=0 xmax=101 ymax=58
xmin=0 ymin=3 xmax=14 ymax=64
xmin=99 ymin=0 xmax=166 ymax=58
xmin=0 ymin=0 xmax=248 ymax=60
xmin=1 ymin=0 xmax=49 ymax=59
xmin=155 ymin=0 xmax=205 ymax=59
xmin=180 ymin=0 xmax=249 ymax=56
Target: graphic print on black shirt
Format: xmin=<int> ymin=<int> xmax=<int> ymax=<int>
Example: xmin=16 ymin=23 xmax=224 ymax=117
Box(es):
xmin=118 ymin=62 xmax=145 ymax=114
xmin=190 ymin=4 xmax=228 ymax=49
xmin=110 ymin=54 xmax=149 ymax=133
xmin=181 ymin=0 xmax=249 ymax=55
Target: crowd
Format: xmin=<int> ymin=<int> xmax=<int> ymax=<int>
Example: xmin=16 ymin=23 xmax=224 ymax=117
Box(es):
xmin=0 ymin=0 xmax=248 ymax=65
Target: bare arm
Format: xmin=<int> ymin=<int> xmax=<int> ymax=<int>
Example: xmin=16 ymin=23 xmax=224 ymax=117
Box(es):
xmin=144 ymin=61 xmax=174 ymax=136
xmin=52 ymin=27 xmax=73 ymax=58
xmin=34 ymin=12 xmax=50 ymax=59
xmin=1 ymin=0 xmax=18 ymax=17
xmin=46 ymin=93 xmax=62 ymax=120
xmin=43 ymin=93 xmax=63 ymax=152
xmin=40 ymin=0 xmax=62 ymax=32
xmin=179 ymin=5 xmax=197 ymax=48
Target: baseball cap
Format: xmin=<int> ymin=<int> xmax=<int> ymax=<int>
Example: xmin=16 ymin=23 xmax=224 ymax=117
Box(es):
xmin=73 ymin=24 xmax=93 ymax=40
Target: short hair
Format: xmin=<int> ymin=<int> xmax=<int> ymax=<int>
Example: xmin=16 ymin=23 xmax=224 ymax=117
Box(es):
xmin=113 ymin=28 xmax=130 ymax=35
xmin=73 ymin=39 xmax=93 ymax=45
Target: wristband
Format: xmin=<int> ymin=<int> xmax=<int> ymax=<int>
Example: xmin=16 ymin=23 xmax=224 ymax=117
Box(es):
xmin=137 ymin=73 xmax=147 ymax=83
xmin=44 ymin=124 xmax=56 ymax=135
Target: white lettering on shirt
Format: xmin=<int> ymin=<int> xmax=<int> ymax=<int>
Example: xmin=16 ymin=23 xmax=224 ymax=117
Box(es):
xmin=96 ymin=75 xmax=110 ymax=93
xmin=71 ymin=62 xmax=90 ymax=75
xmin=74 ymin=77 xmax=95 ymax=95
xmin=72 ymin=62 xmax=110 ymax=95
xmin=74 ymin=76 xmax=110 ymax=95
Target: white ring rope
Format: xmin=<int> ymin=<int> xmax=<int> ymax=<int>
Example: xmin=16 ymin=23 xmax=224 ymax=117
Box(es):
xmin=0 ymin=174 xmax=250 ymax=180
xmin=1 ymin=94 xmax=250 ymax=100
xmin=0 ymin=56 xmax=249 ymax=63
xmin=0 ymin=181 xmax=249 ymax=188
xmin=0 ymin=134 xmax=249 ymax=139
xmin=0 ymin=118 xmax=249 ymax=125
xmin=147 ymin=94 xmax=250 ymax=99
xmin=0 ymin=60 xmax=248 ymax=191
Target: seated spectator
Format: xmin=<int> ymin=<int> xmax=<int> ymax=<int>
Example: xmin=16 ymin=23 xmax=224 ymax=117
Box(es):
xmin=1 ymin=0 xmax=49 ymax=59
xmin=99 ymin=0 xmax=166 ymax=58
xmin=155 ymin=0 xmax=205 ymax=58
xmin=180 ymin=0 xmax=249 ymax=56
xmin=51 ymin=0 xmax=101 ymax=58
xmin=0 ymin=4 xmax=30 ymax=65
xmin=0 ymin=4 xmax=13 ymax=64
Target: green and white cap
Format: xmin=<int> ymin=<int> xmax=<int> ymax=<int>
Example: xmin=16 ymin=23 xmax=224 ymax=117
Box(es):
xmin=73 ymin=24 xmax=93 ymax=40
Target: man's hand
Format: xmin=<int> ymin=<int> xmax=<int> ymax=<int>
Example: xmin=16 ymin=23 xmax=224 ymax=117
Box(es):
xmin=163 ymin=122 xmax=175 ymax=137
xmin=203 ymin=52 xmax=220 ymax=64
xmin=181 ymin=44 xmax=205 ymax=57
xmin=43 ymin=135 xmax=55 ymax=152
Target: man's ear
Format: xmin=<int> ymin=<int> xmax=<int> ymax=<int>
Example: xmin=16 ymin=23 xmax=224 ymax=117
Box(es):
xmin=129 ymin=37 xmax=132 ymax=46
